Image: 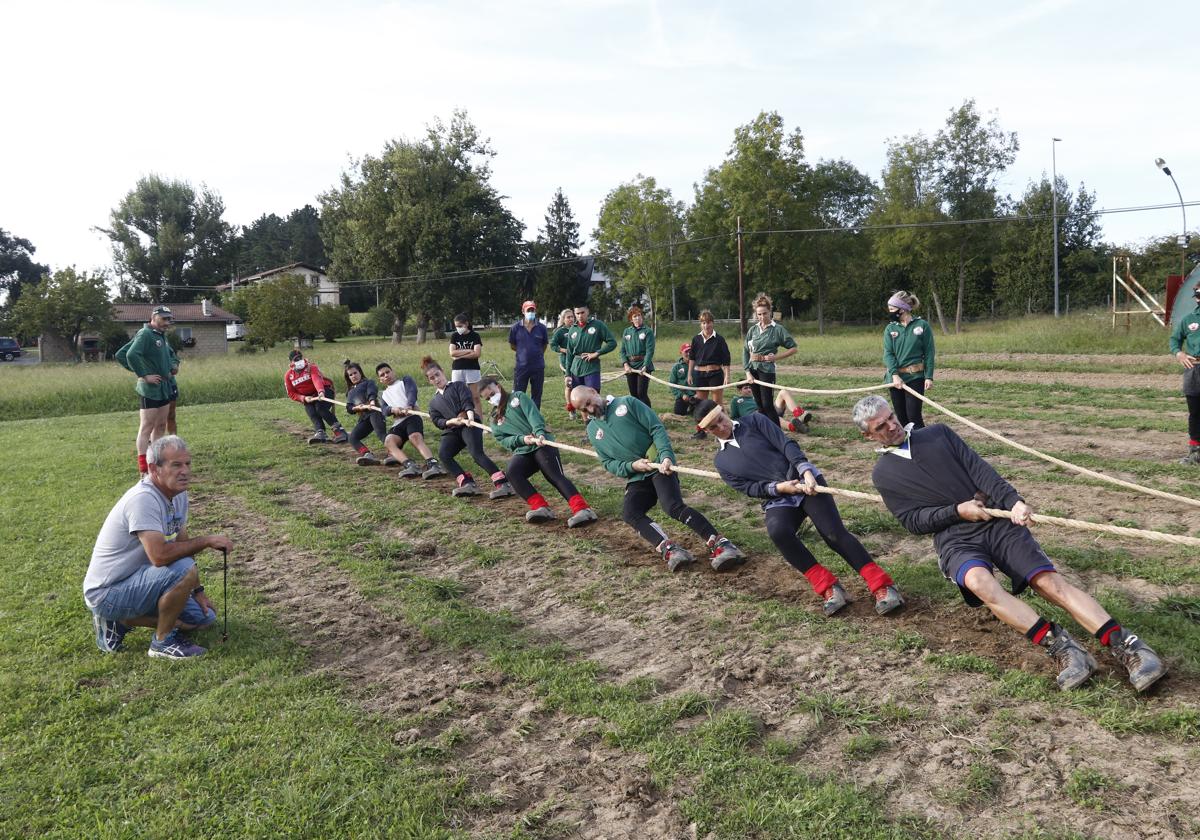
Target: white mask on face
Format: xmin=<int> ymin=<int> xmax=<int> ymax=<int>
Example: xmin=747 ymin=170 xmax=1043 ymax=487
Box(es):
xmin=456 ymin=326 xmax=469 ymax=335
xmin=525 ymin=311 xmax=536 ymax=321
xmin=487 ymin=391 xmax=502 ymax=407
xmin=293 ymin=360 xmax=306 ymax=371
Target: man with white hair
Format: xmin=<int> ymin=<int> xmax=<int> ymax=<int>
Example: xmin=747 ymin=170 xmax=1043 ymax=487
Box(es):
xmin=853 ymin=394 xmax=1166 ymax=693
xmin=83 ymin=436 xmax=232 ymax=659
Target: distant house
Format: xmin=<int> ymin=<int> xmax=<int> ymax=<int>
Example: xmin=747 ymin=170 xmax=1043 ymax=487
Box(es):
xmin=217 ymin=261 xmax=339 ymax=306
xmin=113 ymin=300 xmax=239 ymax=357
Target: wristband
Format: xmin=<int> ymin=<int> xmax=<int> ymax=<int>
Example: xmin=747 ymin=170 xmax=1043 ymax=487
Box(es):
xmin=192 ymin=585 xmax=205 ymax=595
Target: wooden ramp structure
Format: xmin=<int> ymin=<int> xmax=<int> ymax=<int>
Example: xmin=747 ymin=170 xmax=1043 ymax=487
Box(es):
xmin=1111 ymin=255 xmax=1166 ymax=328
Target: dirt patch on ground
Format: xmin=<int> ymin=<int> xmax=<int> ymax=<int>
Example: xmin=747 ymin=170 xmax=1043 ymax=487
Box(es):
xmin=776 ymin=362 xmax=1185 ymax=393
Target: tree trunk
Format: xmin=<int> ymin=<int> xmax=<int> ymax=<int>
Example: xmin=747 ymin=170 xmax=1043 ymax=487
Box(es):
xmin=415 ymin=312 xmax=430 ymax=344
xmin=391 ymin=309 xmax=406 ymax=344
xmin=930 ymin=286 xmax=950 ymax=335
xmin=816 ymin=273 xmax=826 ymax=336
xmin=954 ymin=247 xmax=967 ymax=334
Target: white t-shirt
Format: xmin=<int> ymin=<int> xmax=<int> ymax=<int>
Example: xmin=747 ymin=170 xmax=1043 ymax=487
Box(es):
xmin=82 ymin=479 xmax=188 ymax=607
xmin=381 ymin=380 xmax=416 ymax=411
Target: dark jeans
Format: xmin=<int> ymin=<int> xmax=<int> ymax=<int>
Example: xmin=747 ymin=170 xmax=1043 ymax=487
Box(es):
xmin=890 ymin=378 xmax=926 ymax=429
xmin=763 ymin=478 xmax=874 ymax=575
xmin=673 ymin=397 xmax=695 ymax=417
xmin=626 ymin=371 xmax=651 ymax=407
xmin=1188 ymin=395 xmax=1200 ymax=442
xmin=439 ymin=426 xmax=503 ymax=482
xmin=349 ymin=410 xmax=387 ymax=450
xmin=513 ymin=366 xmax=545 ymax=408
xmin=750 ymin=369 xmax=781 ymax=426
xmin=622 ymin=473 xmax=717 ymax=548
xmin=302 ymin=386 xmax=339 ymax=431
xmin=506 ymin=447 xmax=579 ymax=501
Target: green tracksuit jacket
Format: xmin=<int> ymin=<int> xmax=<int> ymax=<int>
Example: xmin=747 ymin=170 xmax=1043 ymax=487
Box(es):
xmin=883 ymin=317 xmax=936 ymax=383
xmin=587 ymin=396 xmax=675 ymax=482
xmin=490 ymin=390 xmax=553 ymax=456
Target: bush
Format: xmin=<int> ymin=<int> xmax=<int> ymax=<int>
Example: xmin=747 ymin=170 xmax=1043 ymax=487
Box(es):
xmin=314 ymin=304 xmax=351 ymax=342
xmin=363 ymin=306 xmax=395 ymax=337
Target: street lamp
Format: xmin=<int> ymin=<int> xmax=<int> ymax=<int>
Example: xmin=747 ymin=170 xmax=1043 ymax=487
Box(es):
xmin=1052 ymin=138 xmax=1062 ymax=317
xmin=1154 ymin=157 xmax=1188 ymax=285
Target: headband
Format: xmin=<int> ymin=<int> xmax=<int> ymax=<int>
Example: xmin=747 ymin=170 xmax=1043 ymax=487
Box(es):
xmin=887 ymin=295 xmax=912 ymax=312
xmin=698 ymin=404 xmax=724 ymax=430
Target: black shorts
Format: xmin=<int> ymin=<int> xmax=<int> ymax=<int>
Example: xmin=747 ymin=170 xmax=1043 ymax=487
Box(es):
xmin=937 ymin=522 xmax=1056 ymax=607
xmin=692 ymin=370 xmax=724 ymax=390
xmin=387 ymin=414 xmax=424 ymax=444
xmin=139 ymin=395 xmax=171 ymax=410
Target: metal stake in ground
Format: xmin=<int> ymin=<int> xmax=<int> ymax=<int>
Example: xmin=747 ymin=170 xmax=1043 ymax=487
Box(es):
xmin=222 ymin=547 xmax=229 ymax=643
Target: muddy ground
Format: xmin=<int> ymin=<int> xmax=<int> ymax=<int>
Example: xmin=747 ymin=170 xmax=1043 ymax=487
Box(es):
xmin=213 ymin=367 xmax=1200 ymax=840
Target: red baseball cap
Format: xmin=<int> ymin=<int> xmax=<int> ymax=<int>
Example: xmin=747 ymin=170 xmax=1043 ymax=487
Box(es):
xmin=522 ymin=300 xmax=537 ymax=312
xmin=679 ymin=343 xmax=691 ymax=354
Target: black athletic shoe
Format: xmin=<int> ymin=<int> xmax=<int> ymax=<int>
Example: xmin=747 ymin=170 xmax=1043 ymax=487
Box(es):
xmin=397 ymin=460 xmax=421 ymax=479
xmin=1108 ymin=629 xmax=1167 ymax=692
xmin=421 ymin=459 xmax=448 ymax=479
xmin=1043 ymin=625 xmax=1098 ymax=690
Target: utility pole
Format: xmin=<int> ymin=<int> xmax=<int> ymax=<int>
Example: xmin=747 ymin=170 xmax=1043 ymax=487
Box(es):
xmin=736 ymin=216 xmax=746 ymax=336
xmin=1052 ymin=138 xmax=1062 ymax=317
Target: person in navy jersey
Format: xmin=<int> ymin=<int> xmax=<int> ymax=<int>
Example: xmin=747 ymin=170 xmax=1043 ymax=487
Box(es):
xmin=508 ymin=299 xmax=549 ymax=407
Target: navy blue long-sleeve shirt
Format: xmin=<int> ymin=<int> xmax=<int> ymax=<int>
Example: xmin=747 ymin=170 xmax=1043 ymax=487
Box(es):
xmin=713 ymin=412 xmax=821 ymax=503
xmin=428 ymin=381 xmax=476 ymax=430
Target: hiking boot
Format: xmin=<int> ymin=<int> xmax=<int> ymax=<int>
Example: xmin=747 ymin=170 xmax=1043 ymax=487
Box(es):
xmin=93 ymin=613 xmax=129 ymax=653
xmin=787 ymin=419 xmax=810 ymax=434
xmin=1179 ymin=445 xmax=1200 ymax=466
xmin=566 ymin=508 xmax=598 ymax=528
xmin=708 ymin=536 xmax=746 ymax=571
xmin=356 ymin=452 xmax=380 ymax=466
xmin=451 ymin=480 xmax=480 ymax=497
xmin=308 ymin=431 xmax=328 ymax=444
xmin=421 ymin=459 xmax=448 ymax=479
xmin=821 ymin=584 xmax=849 ymax=616
xmin=1042 ymin=625 xmax=1098 ymax=690
xmin=1108 ymin=628 xmax=1167 ymax=692
xmin=489 ymin=482 xmax=516 ymax=500
xmin=660 ymin=541 xmax=695 ymax=572
xmin=525 ymin=506 xmax=556 ymax=523
xmin=873 ymin=585 xmax=905 ymax=615
xmin=382 ymin=454 xmax=400 ymax=466
xmin=331 ymin=429 xmax=349 ymax=444
xmin=148 ymin=630 xmax=206 ymax=660
xmin=397 ymin=460 xmax=421 ymax=479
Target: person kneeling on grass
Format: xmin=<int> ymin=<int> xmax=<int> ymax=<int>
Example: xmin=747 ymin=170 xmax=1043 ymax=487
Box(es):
xmin=284 ymin=349 xmax=348 ymax=444
xmin=478 ymin=377 xmax=598 ymax=527
xmin=571 ymin=384 xmax=745 ymax=572
xmin=83 ymin=435 xmax=232 ymax=659
xmin=729 ymin=381 xmax=814 ymax=433
xmin=343 ymin=360 xmax=390 ymax=466
xmin=667 ymin=344 xmax=697 ymax=418
xmin=376 ymin=362 xmax=446 ymax=479
xmin=423 ymin=356 xmax=515 ymax=499
xmin=853 ymin=394 xmax=1167 ymax=692
xmin=695 ymin=399 xmax=902 ymax=616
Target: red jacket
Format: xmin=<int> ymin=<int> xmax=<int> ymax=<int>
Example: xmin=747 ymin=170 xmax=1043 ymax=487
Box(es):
xmin=284 ymin=361 xmax=333 ymax=401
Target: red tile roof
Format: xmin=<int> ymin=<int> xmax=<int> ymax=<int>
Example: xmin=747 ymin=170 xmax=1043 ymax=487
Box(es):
xmin=113 ymin=302 xmax=239 ymax=323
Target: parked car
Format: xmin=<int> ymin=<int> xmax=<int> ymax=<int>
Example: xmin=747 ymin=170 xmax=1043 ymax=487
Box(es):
xmin=226 ymin=321 xmax=247 ymax=341
xmin=0 ymin=337 xmax=22 ymax=361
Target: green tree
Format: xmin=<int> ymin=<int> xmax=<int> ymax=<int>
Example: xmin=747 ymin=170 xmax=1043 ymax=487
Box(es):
xmin=593 ymin=175 xmax=684 ymax=328
xmin=312 ymin=304 xmax=351 ymax=342
xmin=529 ymin=188 xmax=588 ymax=318
xmin=98 ymin=175 xmax=236 ymax=303
xmin=0 ymin=228 xmax=50 ymax=307
xmin=800 ymin=159 xmax=876 ymax=332
xmin=7 ymin=267 xmax=113 ymax=353
xmin=321 ymin=112 xmax=523 ymax=343
xmin=231 ymin=273 xmax=323 ymax=349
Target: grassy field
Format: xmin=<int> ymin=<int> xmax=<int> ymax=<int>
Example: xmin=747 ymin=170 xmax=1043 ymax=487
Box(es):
xmin=3 ymin=310 xmax=1198 ymax=839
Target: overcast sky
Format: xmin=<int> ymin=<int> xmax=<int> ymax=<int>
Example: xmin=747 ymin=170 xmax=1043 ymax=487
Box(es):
xmin=2 ymin=0 xmax=1195 ymax=278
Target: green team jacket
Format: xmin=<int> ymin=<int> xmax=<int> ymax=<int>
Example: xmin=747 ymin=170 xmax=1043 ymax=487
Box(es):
xmin=729 ymin=394 xmax=758 ymax=419
xmin=549 ymin=326 xmax=571 ymax=374
xmin=743 ymin=321 xmax=797 ymax=375
xmin=1169 ymin=303 xmax=1200 ymax=357
xmin=619 ymin=326 xmax=655 ymax=372
xmin=882 ymin=317 xmax=936 ymax=383
xmin=489 ymin=390 xmax=553 ymax=456
xmin=567 ymin=318 xmax=617 ymax=378
xmin=587 ymin=395 xmax=675 ymax=482
xmin=118 ymin=326 xmax=175 ymax=401
xmin=668 ymin=360 xmax=695 ymax=399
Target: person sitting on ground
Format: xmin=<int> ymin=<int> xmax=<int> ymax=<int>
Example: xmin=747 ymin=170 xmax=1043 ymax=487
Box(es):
xmin=423 ymin=356 xmax=515 ymax=499
xmin=667 ymin=344 xmax=697 ymax=418
xmin=728 ymin=381 xmax=814 ymax=433
xmin=550 ymin=308 xmax=578 ymax=419
xmin=852 ymin=394 xmax=1167 ymax=692
xmin=620 ymin=304 xmax=655 ymax=408
xmin=343 ymin=360 xmax=389 ymax=466
xmin=479 ymin=377 xmax=598 ymax=527
xmin=695 ymin=399 xmax=903 ymax=616
xmin=284 ymin=349 xmax=347 ymax=444
xmin=571 ymin=384 xmax=745 ymax=572
xmin=375 ymin=362 xmax=446 ymax=479
xmin=83 ymin=435 xmax=232 ymax=659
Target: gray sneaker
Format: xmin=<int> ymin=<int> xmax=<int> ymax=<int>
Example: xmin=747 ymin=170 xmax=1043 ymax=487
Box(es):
xmin=708 ymin=536 xmax=746 ymax=571
xmin=421 ymin=459 xmax=448 ymax=479
xmin=1043 ymin=625 xmax=1098 ymax=690
xmin=1109 ymin=629 xmax=1167 ymax=692
xmin=661 ymin=541 xmax=695 ymax=572
xmin=451 ymin=481 xmax=479 ymax=497
xmin=331 ymin=429 xmax=349 ymax=444
xmin=821 ymin=583 xmax=849 ymax=616
xmin=308 ymin=431 xmax=328 ymax=444
xmin=566 ymin=508 xmax=598 ymax=528
xmin=1179 ymin=445 xmax=1200 ymax=466
xmin=148 ymin=630 xmax=206 ymax=659
xmin=489 ymin=482 xmax=516 ymax=500
xmin=356 ymin=452 xmax=381 ymax=466
xmin=397 ymin=460 xmax=421 ymax=479
xmin=525 ymin=506 xmax=556 ymax=523
xmin=93 ymin=613 xmax=129 ymax=653
xmin=873 ymin=585 xmax=905 ymax=616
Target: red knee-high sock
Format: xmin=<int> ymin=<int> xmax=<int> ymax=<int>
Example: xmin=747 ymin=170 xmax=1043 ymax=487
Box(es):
xmin=137 ymin=454 xmax=148 ymax=474
xmin=527 ymin=492 xmax=550 ymax=511
xmin=567 ymin=493 xmax=589 ymax=514
xmin=802 ymin=564 xmax=838 ymax=595
xmin=858 ymin=562 xmax=894 ymax=593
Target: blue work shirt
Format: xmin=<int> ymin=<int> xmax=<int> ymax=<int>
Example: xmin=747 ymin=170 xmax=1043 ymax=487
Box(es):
xmin=508 ymin=320 xmax=549 ymax=370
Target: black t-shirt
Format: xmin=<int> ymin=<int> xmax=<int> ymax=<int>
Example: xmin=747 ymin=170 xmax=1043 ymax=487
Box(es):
xmin=450 ymin=330 xmax=482 ymax=370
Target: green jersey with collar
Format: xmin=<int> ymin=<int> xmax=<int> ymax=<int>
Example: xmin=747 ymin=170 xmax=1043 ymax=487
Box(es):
xmin=489 ymin=390 xmax=552 ymax=456
xmin=567 ymin=318 xmax=617 ymax=377
xmin=882 ymin=317 xmax=936 ymax=383
xmin=1169 ymin=303 xmax=1200 ymax=357
xmin=620 ymin=326 xmax=656 ymax=371
xmin=586 ymin=395 xmax=675 ymax=482
xmin=743 ymin=321 xmax=796 ymax=374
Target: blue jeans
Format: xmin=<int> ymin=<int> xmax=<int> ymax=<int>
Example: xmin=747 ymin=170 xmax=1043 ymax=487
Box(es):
xmin=90 ymin=557 xmax=216 ymax=627
xmin=513 ymin=366 xmax=545 ymax=407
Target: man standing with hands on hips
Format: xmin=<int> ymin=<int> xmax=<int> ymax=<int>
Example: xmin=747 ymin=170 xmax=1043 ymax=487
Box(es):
xmin=118 ymin=305 xmax=177 ymax=475
xmin=1170 ymin=284 xmax=1200 ymax=465
xmin=509 ymin=300 xmax=549 ymax=407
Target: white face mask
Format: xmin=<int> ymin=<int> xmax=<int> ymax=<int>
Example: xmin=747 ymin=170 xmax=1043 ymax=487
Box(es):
xmin=456 ymin=326 xmax=469 ymax=335
xmin=487 ymin=391 xmax=502 ymax=407
xmin=525 ymin=311 xmax=537 ymax=321
xmin=292 ymin=360 xmax=306 ymax=371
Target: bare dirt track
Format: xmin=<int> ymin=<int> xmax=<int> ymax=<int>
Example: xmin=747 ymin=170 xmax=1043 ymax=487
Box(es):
xmin=223 ymin=363 xmax=1200 ymax=839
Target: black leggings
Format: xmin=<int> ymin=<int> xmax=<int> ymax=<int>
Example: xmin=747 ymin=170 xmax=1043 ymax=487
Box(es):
xmin=302 ymin=386 xmax=339 ymax=431
xmin=349 ymin=411 xmax=387 ymax=449
xmin=439 ymin=427 xmax=503 ymax=481
xmin=750 ymin=369 xmax=781 ymax=426
xmin=622 ymin=473 xmax=717 ymax=547
xmin=890 ymin=377 xmax=926 ymax=430
xmin=1188 ymin=395 xmax=1200 ymax=442
xmin=506 ymin=448 xmax=579 ymax=501
xmin=673 ymin=397 xmax=694 ymax=417
xmin=626 ymin=371 xmax=651 ymax=407
xmin=763 ymin=477 xmax=874 ymax=575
